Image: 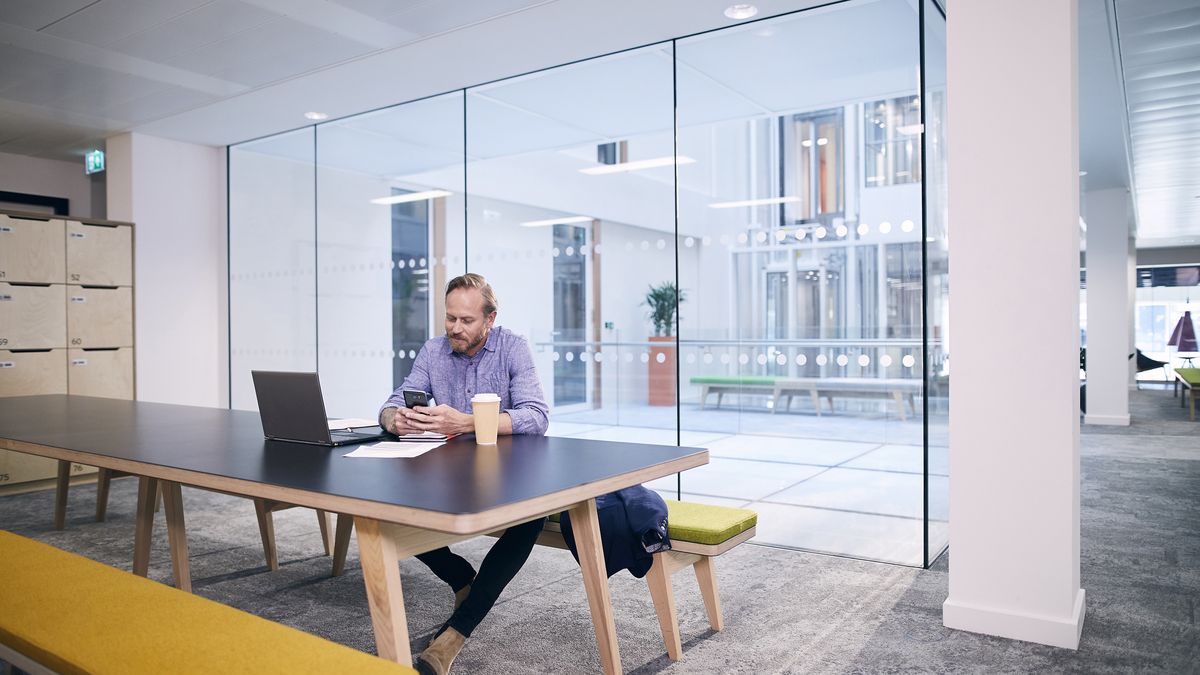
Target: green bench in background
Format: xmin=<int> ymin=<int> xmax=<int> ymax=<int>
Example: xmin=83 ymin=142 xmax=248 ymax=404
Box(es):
xmin=0 ymin=530 xmax=415 ymax=675
xmin=691 ymin=375 xmax=922 ymax=420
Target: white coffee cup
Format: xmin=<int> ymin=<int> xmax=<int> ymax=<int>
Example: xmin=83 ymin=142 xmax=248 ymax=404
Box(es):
xmin=472 ymin=393 xmax=501 ymax=445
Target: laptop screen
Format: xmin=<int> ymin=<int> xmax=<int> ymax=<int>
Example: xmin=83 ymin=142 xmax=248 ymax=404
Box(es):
xmin=251 ymin=371 xmax=334 ymax=444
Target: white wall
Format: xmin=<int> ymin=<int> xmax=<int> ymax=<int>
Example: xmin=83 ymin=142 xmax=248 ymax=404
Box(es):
xmin=943 ymin=0 xmax=1085 ymax=649
xmin=227 ymin=139 xmax=316 ymax=410
xmin=106 ymin=132 xmax=227 ymax=408
xmin=0 ymin=150 xmax=99 ymax=218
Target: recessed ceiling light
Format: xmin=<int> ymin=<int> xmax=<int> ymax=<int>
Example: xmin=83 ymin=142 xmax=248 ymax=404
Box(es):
xmin=370 ymin=189 xmax=451 ymax=205
xmin=304 ymin=111 xmax=329 ymax=121
xmin=579 ymin=155 xmax=695 ymax=175
xmin=1078 ymin=170 xmax=1087 ymax=176
xmin=520 ymin=215 xmax=593 ymax=228
xmin=709 ymin=196 xmax=799 ymax=209
xmin=724 ymin=4 xmax=758 ymax=20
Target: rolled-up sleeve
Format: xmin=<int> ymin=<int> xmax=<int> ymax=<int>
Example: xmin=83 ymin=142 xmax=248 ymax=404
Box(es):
xmin=505 ymin=336 xmax=549 ymax=436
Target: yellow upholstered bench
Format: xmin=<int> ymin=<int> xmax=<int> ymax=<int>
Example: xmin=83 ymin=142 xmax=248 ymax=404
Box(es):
xmin=0 ymin=530 xmax=414 ymax=675
xmin=542 ymin=499 xmax=757 ymax=661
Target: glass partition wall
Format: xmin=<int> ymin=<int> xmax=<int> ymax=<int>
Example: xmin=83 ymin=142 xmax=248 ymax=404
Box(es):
xmin=228 ymin=0 xmax=949 ymax=567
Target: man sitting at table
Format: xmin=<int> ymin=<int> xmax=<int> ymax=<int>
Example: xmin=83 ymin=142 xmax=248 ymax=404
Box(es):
xmin=379 ymin=272 xmax=549 ymax=675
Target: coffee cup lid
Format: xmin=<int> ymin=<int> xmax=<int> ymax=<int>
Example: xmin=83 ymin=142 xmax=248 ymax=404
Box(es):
xmin=472 ymin=392 xmax=500 ymax=402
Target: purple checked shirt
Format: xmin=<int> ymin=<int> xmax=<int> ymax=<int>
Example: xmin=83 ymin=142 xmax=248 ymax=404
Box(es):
xmin=380 ymin=326 xmax=549 ymax=436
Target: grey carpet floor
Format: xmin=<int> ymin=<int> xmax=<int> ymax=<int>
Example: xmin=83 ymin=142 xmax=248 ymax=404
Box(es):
xmin=1 ymin=388 xmax=1196 ymax=673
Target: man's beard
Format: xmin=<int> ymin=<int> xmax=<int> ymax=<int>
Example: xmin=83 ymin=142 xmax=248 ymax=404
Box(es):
xmin=450 ymin=328 xmax=488 ymax=354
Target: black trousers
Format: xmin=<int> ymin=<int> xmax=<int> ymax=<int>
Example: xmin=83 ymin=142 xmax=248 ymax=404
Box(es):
xmin=416 ymin=516 xmax=546 ymax=638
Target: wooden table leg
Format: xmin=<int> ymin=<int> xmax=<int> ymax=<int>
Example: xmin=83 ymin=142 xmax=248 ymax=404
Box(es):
xmin=133 ymin=476 xmax=159 ymax=577
xmin=355 ymin=517 xmax=409 ymax=664
xmin=316 ymin=509 xmax=335 ymax=556
xmin=160 ymin=481 xmax=191 ymax=593
xmin=568 ymin=498 xmax=622 ymax=675
xmin=96 ymin=468 xmax=112 ymax=522
xmin=54 ymin=460 xmax=70 ymax=530
xmin=253 ymin=499 xmax=279 ymax=571
xmin=332 ymin=514 xmax=354 ymax=577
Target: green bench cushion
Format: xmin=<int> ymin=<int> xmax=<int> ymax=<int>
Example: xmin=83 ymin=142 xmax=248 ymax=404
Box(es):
xmin=1176 ymin=368 xmax=1200 ymax=385
xmin=664 ymin=499 xmax=757 ymax=545
xmin=0 ymin=530 xmax=414 ymax=675
xmin=690 ymin=376 xmax=777 ymax=386
xmin=548 ymin=500 xmax=757 ymax=547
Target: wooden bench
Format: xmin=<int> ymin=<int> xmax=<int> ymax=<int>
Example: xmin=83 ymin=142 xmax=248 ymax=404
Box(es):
xmin=1174 ymin=367 xmax=1200 ymax=420
xmin=332 ymin=498 xmax=757 ymax=661
xmin=0 ymin=529 xmax=415 ymax=675
xmin=545 ymin=499 xmax=757 ymax=661
xmin=692 ymin=375 xmax=922 ymax=420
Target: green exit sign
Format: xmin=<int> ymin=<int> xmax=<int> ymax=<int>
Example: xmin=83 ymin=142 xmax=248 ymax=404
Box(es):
xmin=84 ymin=150 xmax=105 ymax=175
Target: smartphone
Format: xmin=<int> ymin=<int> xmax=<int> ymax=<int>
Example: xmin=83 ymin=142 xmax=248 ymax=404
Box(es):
xmin=402 ymin=389 xmax=430 ymax=408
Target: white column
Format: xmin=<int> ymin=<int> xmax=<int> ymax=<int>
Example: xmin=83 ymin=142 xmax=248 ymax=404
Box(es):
xmin=1084 ymin=188 xmax=1133 ymax=425
xmin=106 ymin=132 xmax=228 ymax=408
xmin=1128 ymin=236 xmax=1138 ymax=387
xmin=943 ymin=0 xmax=1085 ymax=650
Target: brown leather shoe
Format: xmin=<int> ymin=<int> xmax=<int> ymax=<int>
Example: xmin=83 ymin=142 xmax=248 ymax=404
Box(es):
xmin=453 ymin=584 xmax=471 ymax=611
xmin=415 ymin=627 xmax=466 ymax=675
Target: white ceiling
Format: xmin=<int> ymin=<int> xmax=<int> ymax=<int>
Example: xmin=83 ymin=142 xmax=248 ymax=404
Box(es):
xmin=1113 ymin=0 xmax=1200 ymax=247
xmin=0 ymin=0 xmax=1193 ymax=248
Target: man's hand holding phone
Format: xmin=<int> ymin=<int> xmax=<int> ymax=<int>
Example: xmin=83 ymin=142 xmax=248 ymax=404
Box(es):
xmin=397 ymin=389 xmax=472 ymax=435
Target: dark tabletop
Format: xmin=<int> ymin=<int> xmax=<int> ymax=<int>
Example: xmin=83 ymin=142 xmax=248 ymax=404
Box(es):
xmin=0 ymin=396 xmax=705 ymax=518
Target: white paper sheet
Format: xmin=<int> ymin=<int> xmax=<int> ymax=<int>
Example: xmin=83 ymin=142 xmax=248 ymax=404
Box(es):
xmin=342 ymin=441 xmax=443 ymax=459
xmin=327 ymin=418 xmax=380 ymax=430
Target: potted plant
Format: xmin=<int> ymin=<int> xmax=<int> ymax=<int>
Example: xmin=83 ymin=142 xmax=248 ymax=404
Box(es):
xmin=643 ymin=282 xmax=685 ymax=406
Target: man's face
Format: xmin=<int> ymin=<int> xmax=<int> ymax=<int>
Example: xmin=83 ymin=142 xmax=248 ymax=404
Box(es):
xmin=445 ymin=288 xmax=495 ymax=355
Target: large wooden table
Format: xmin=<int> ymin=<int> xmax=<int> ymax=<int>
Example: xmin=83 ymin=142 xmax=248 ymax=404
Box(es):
xmin=0 ymin=395 xmax=707 ymax=673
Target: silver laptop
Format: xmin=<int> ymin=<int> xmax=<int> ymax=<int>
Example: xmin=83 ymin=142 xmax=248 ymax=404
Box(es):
xmin=251 ymin=371 xmax=386 ymax=446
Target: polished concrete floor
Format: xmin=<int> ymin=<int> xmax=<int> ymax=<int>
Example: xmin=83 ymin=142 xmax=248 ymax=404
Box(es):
xmin=551 ymin=398 xmax=948 ymax=566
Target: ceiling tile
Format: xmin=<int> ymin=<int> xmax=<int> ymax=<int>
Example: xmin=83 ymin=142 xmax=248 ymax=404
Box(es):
xmin=0 ymin=0 xmax=95 ymax=31
xmin=384 ymin=0 xmax=545 ymax=37
xmin=95 ymin=86 xmax=220 ymax=123
xmin=327 ymin=0 xmax=435 ymax=23
xmin=108 ymin=1 xmax=282 ymax=62
xmin=165 ymin=17 xmax=377 ymax=86
xmin=44 ymin=0 xmax=213 ymax=48
xmin=0 ymin=44 xmax=74 ymax=92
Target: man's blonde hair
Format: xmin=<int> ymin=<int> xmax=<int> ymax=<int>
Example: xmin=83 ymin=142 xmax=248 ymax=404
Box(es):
xmin=446 ymin=273 xmax=498 ymax=315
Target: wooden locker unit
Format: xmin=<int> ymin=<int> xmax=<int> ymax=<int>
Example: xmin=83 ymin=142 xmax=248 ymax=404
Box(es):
xmin=66 ymin=221 xmax=132 ymax=286
xmin=66 ymin=285 xmax=133 ymax=348
xmin=0 ymin=349 xmax=67 ymax=396
xmin=0 ymin=209 xmax=132 ymax=490
xmin=68 ymin=348 xmax=134 ymax=399
xmin=0 ymin=450 xmax=59 ymax=488
xmin=0 ymin=215 xmax=66 ymax=284
xmin=0 ymin=282 xmax=67 ymax=349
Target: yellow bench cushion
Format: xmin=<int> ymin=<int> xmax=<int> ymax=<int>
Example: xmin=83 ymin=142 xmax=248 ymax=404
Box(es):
xmin=1176 ymin=368 xmax=1200 ymax=385
xmin=0 ymin=530 xmax=414 ymax=675
xmin=548 ymin=499 xmax=757 ymax=547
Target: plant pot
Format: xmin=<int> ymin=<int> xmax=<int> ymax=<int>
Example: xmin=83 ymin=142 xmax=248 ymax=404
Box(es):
xmin=648 ymin=336 xmax=676 ymax=406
